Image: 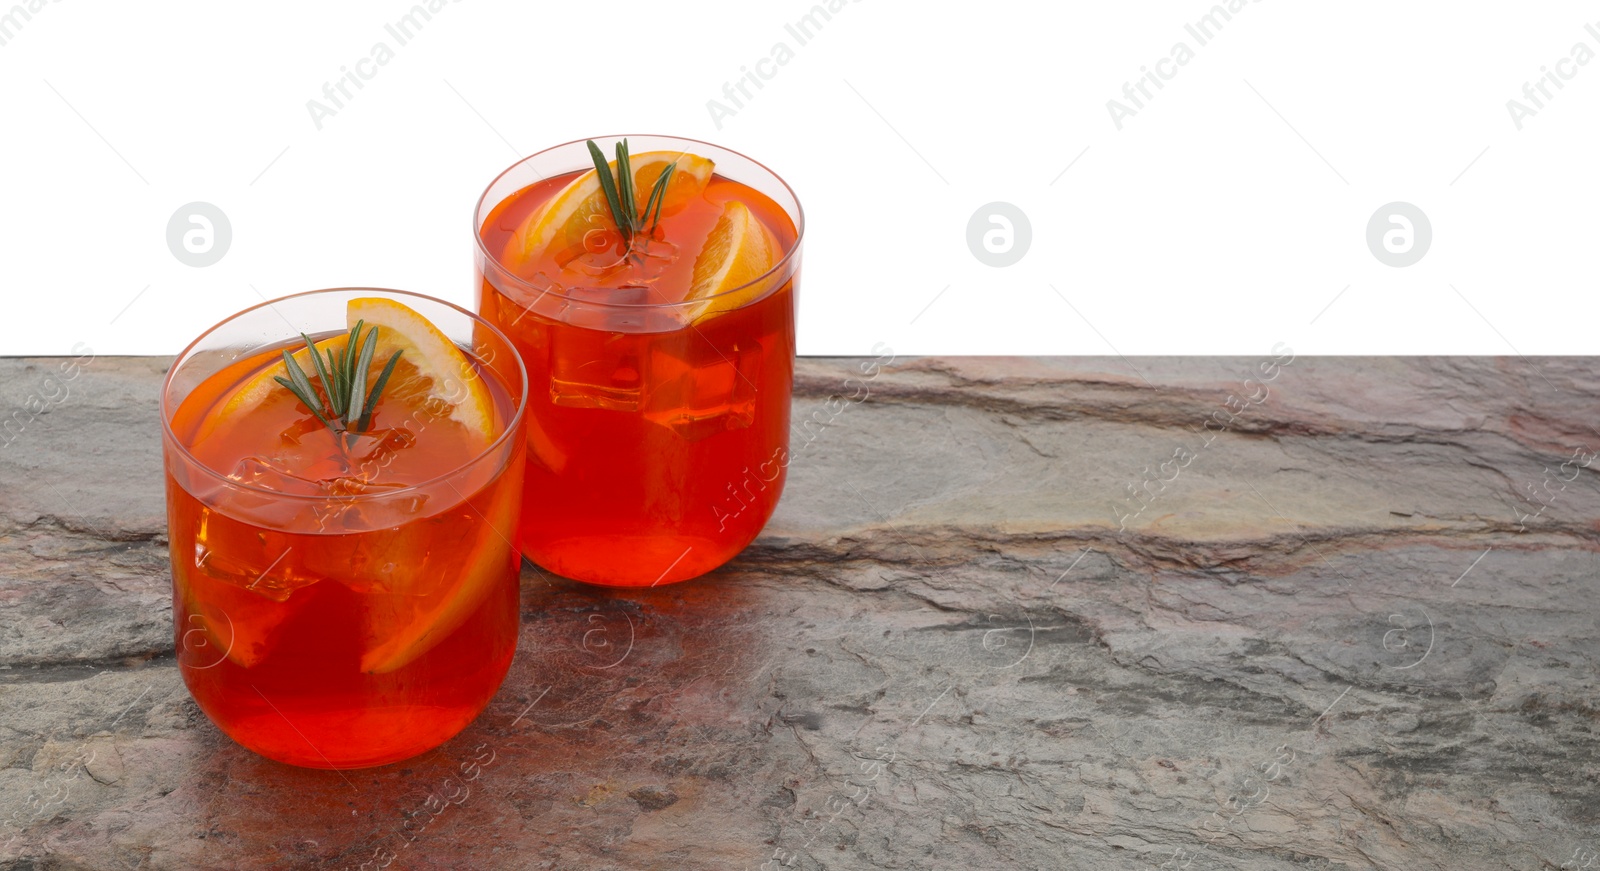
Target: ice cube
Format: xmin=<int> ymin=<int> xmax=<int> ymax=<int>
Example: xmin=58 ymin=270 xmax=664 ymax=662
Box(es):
xmin=297 ymin=522 xmax=433 ymax=596
xmin=564 ymin=234 xmax=678 ymax=280
xmin=307 ymin=488 xmax=429 ymax=534
xmin=498 ymin=271 xmax=570 ymax=331
xmin=276 ymin=414 xmax=325 ymax=446
xmin=549 ymin=324 xmax=647 ymax=412
xmin=644 ymin=333 xmax=760 ymax=440
xmin=567 ymin=246 xmax=631 ymax=278
xmin=344 ymin=427 xmax=416 ymax=480
xmin=308 ymin=467 xmax=428 ymax=534
xmin=193 ymin=507 xmax=319 ymax=602
xmin=228 ymin=456 xmax=327 ymax=497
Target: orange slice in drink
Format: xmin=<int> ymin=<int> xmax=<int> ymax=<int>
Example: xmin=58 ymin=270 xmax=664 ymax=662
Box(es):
xmin=505 ymin=150 xmax=715 ymax=267
xmin=344 ymin=297 xmax=495 ymax=447
xmin=190 ymin=335 xmax=347 ymax=448
xmin=357 ymin=474 xmax=518 ymax=674
xmin=196 ymin=299 xmax=496 ymax=450
xmin=679 ymin=200 xmax=782 ymax=324
xmin=337 ymin=298 xmax=505 ymax=673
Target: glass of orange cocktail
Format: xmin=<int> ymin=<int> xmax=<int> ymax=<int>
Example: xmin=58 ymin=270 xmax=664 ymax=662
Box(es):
xmin=474 ymin=135 xmax=802 ymax=587
xmin=161 ymin=288 xmax=527 ymax=768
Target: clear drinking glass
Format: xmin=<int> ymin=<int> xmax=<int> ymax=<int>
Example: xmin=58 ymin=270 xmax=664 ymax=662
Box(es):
xmin=161 ymin=288 xmax=527 ymax=768
xmin=473 ymin=135 xmax=803 ymax=587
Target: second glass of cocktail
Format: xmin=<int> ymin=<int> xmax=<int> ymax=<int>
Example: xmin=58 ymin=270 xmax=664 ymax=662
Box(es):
xmin=474 ymin=135 xmax=802 ymax=586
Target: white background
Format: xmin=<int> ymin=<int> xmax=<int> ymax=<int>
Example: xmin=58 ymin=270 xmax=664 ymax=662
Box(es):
xmin=1 ymin=0 xmax=1596 ymax=356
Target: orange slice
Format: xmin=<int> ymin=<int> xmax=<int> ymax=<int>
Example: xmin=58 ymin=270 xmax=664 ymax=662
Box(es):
xmin=344 ymin=297 xmax=495 ymax=446
xmin=357 ymin=474 xmax=519 ymax=674
xmin=679 ymin=200 xmax=781 ymax=324
xmin=193 ymin=335 xmax=346 ymax=447
xmin=198 ymin=299 xmax=495 ymax=450
xmin=339 ymin=298 xmax=507 ymax=672
xmin=505 ymin=150 xmax=714 ymax=267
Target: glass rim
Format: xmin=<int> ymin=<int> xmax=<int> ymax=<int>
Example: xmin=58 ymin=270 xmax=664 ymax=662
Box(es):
xmin=471 ymin=133 xmax=806 ymax=310
xmin=160 ymin=287 xmax=529 ymax=504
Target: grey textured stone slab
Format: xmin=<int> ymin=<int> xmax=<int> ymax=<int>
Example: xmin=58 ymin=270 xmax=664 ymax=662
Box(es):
xmin=0 ymin=355 xmax=1597 ymax=870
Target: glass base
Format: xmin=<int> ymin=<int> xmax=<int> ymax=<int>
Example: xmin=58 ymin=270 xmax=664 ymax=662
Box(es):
xmin=522 ymin=531 xmax=753 ymax=587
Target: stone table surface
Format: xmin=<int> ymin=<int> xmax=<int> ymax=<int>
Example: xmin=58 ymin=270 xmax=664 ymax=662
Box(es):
xmin=1 ymin=354 xmax=1598 ymax=871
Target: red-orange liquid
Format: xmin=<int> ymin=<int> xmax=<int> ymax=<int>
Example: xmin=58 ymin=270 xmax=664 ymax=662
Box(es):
xmin=165 ymin=344 xmax=523 ymax=768
xmin=478 ymin=170 xmax=798 ymax=586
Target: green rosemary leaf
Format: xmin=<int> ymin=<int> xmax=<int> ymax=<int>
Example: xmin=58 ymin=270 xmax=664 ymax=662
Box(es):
xmin=278 ymin=352 xmax=337 ymax=434
xmin=358 ymin=349 xmax=404 ymax=432
xmin=615 ymin=140 xmax=636 ymax=237
xmin=279 ymin=349 xmax=318 ymax=408
xmin=323 ymin=344 xmax=343 ymax=414
xmin=339 ymin=320 xmax=366 ymax=418
xmin=301 ymin=332 xmax=334 ymax=405
xmin=274 ymin=375 xmax=335 ymax=430
xmin=644 ymin=162 xmax=675 ymax=235
xmin=588 ymin=139 xmax=627 ymax=241
xmin=640 ymin=169 xmax=664 ymax=232
xmin=348 ymin=325 xmax=378 ymax=428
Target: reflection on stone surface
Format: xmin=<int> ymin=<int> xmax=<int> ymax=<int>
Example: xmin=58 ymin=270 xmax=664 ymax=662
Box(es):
xmin=0 ymin=356 xmax=1598 ymax=869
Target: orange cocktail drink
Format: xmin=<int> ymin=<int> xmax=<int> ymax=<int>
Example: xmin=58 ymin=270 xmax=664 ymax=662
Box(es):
xmin=161 ymin=289 xmax=527 ymax=768
xmin=474 ymin=136 xmax=802 ymax=587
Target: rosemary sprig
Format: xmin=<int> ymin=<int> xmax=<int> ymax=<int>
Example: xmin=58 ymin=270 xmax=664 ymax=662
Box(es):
xmin=273 ymin=319 xmax=403 ymax=439
xmin=586 ymin=138 xmax=677 ymax=248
